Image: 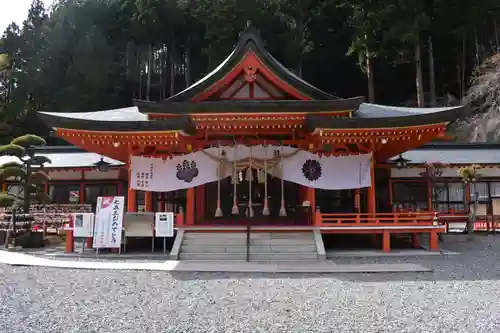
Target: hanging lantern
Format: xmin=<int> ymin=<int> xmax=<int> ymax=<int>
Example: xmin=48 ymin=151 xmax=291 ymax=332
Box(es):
xmin=94 ymin=156 xmax=111 ymax=172
xmin=394 ymin=154 xmax=410 ymax=169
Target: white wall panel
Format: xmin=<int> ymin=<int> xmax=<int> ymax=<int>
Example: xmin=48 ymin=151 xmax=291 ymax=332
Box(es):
xmin=390 ymin=168 xmax=426 ymax=178
xmin=391 ymin=166 xmax=500 ymax=179
xmin=84 ymin=169 xmax=120 ymax=180
xmin=48 ymin=170 xmax=82 ymax=180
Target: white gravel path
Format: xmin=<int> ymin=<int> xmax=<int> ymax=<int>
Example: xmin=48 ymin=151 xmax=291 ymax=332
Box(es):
xmin=0 ymin=235 xmax=500 ymax=333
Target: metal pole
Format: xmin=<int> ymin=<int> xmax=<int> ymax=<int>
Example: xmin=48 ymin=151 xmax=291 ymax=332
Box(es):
xmin=246 ymin=224 xmax=250 ymax=263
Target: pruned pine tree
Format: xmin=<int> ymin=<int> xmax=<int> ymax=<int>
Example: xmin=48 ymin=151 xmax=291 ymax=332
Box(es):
xmin=0 ymin=135 xmax=51 ymax=218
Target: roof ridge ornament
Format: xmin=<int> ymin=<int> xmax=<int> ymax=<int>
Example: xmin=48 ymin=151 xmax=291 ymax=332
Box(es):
xmin=239 ymin=20 xmax=261 ymax=39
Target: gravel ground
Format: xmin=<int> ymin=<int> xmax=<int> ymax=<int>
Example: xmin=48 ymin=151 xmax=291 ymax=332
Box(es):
xmin=1 ymin=235 xmax=500 ymax=333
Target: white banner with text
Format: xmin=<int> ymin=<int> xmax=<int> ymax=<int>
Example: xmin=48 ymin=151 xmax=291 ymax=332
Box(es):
xmin=93 ymin=196 xmax=125 ymax=249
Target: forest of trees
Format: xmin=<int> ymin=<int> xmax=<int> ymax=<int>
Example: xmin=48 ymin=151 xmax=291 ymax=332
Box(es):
xmin=1 ymin=0 xmax=500 ymax=143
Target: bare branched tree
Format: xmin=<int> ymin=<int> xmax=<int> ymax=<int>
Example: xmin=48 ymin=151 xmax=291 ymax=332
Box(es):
xmin=454 ymin=53 xmax=500 ymax=142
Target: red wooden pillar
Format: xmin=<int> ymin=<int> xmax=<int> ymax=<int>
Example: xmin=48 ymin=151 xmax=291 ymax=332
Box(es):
xmin=186 ymin=188 xmax=195 ymax=225
xmin=127 ymin=188 xmax=137 ymax=212
xmin=412 ymin=234 xmax=421 ymax=248
xmin=145 ymin=192 xmax=153 ymax=212
xmin=382 ymin=231 xmax=391 ymax=252
xmin=176 ymin=210 xmax=184 ymax=227
xmin=65 ymin=215 xmax=74 ymax=253
xmin=429 ymin=231 xmax=439 ymax=251
xmin=306 ymin=187 xmax=316 ymax=210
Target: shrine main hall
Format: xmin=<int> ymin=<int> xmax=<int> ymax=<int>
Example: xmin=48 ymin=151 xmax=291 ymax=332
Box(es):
xmin=36 ymin=25 xmax=468 ymax=256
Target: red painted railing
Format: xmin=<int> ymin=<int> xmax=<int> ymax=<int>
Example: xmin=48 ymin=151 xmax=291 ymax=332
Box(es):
xmin=314 ymin=212 xmax=438 ymax=227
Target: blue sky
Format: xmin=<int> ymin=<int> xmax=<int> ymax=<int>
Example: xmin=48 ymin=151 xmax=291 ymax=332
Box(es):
xmin=0 ymin=0 xmax=50 ymax=32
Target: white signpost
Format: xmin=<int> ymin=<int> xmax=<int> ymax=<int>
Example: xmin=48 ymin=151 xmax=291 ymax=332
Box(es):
xmin=93 ymin=196 xmax=125 ymax=251
xmin=72 ymin=213 xmax=94 ymax=238
xmin=155 ymin=212 xmax=174 ymax=253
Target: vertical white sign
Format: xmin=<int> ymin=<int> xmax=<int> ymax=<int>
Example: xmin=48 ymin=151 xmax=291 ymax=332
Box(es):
xmin=155 ymin=212 xmax=174 ymax=237
xmin=93 ymin=196 xmax=125 ymax=248
xmin=72 ymin=213 xmax=94 ymax=238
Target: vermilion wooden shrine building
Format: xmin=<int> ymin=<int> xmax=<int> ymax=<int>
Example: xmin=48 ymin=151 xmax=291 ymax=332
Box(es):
xmin=33 ymin=25 xmax=478 ymax=254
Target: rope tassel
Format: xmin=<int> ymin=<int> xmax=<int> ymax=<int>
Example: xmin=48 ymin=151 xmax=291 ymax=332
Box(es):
xmin=215 ymin=142 xmax=223 ymax=218
xmin=262 ymin=144 xmax=270 ymax=216
xmin=247 ymin=146 xmax=254 ymax=218
xmin=279 ymin=144 xmax=287 ymax=217
xmin=231 ymin=145 xmax=239 ymax=215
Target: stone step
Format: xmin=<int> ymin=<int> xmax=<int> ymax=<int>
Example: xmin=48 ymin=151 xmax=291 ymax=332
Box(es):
xmin=179 ymin=252 xmax=247 ymax=261
xmin=182 ymin=238 xmax=247 ymax=246
xmin=179 ymin=231 xmax=319 ymax=261
xmin=183 ymin=232 xmax=246 ymax=240
xmin=250 ymin=238 xmax=315 ymax=246
xmin=183 ymin=232 xmax=314 ymax=240
xmin=250 ymin=253 xmax=319 ymax=261
xmin=179 ymin=252 xmax=318 ymax=261
xmin=183 ymin=238 xmax=315 ymax=246
xmin=249 ymin=233 xmax=315 ymax=239
xmin=181 ymin=245 xmax=317 ymax=254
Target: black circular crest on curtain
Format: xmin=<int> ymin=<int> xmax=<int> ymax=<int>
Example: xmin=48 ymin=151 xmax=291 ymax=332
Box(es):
xmin=302 ymin=159 xmax=322 ymax=181
xmin=176 ymin=160 xmax=199 ymax=183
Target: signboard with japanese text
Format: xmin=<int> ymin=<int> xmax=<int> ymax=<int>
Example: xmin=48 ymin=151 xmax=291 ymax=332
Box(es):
xmin=72 ymin=213 xmax=94 ymax=238
xmin=155 ymin=212 xmax=174 ymax=237
xmin=93 ymin=196 xmax=125 ymax=249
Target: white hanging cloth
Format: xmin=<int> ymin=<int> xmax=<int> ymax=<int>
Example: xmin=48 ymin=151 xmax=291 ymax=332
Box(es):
xmin=130 ymin=152 xmax=221 ymax=192
xmin=131 ymin=146 xmax=372 ymax=192
xmin=275 ymin=151 xmax=372 ymax=190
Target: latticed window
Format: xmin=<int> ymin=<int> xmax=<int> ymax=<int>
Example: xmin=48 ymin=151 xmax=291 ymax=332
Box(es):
xmin=85 ymin=184 xmax=118 ymax=211
xmin=392 ymin=182 xmax=428 ymax=211
xmin=490 ymin=182 xmax=500 ymax=197
xmin=432 ymin=182 xmax=466 ymax=212
xmin=50 ymin=184 xmax=80 ymax=204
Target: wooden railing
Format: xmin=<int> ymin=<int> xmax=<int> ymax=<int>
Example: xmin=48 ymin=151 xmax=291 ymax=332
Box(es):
xmin=315 ymin=212 xmax=438 ymax=227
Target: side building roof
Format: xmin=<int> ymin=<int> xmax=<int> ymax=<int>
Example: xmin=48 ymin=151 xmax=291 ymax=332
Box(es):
xmin=389 ymin=143 xmax=500 ymax=165
xmin=0 ymin=146 xmax=124 ymax=169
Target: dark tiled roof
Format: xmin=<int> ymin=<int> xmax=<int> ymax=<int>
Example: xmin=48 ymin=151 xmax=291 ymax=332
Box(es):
xmin=167 ymin=26 xmax=339 ymax=101
xmin=134 ymin=98 xmax=364 ymax=114
xmin=306 ymin=104 xmax=466 ymax=130
xmin=37 ymin=111 xmax=195 ymax=134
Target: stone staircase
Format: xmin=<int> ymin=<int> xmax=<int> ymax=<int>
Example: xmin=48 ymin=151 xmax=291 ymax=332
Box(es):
xmin=178 ymin=231 xmax=320 ymax=261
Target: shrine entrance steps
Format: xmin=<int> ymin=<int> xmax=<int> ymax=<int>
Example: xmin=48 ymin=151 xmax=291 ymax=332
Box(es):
xmin=178 ymin=231 xmax=319 ymax=261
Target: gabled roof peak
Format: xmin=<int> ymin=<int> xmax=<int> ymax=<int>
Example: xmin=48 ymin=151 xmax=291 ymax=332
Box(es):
xmin=238 ymin=22 xmax=261 ymax=40
xmin=167 ymin=23 xmax=338 ymax=101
